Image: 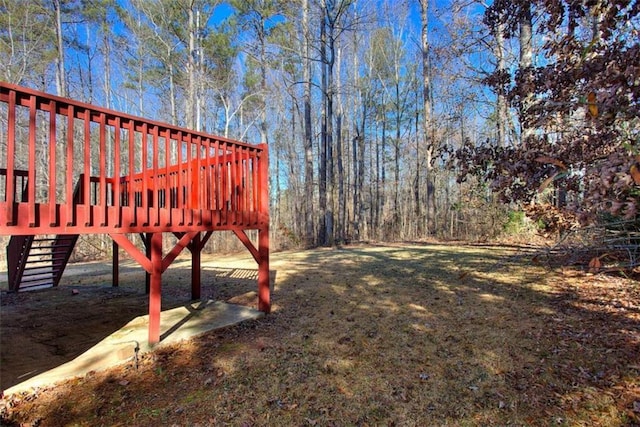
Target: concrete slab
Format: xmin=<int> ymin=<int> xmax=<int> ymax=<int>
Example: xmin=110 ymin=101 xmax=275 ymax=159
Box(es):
xmin=4 ymin=300 xmax=263 ymax=395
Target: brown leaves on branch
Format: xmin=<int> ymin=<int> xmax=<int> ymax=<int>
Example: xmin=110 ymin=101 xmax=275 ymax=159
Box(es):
xmin=588 ymin=256 xmax=602 ymax=274
xmin=630 ymin=161 xmax=640 ymax=185
xmin=587 ymin=92 xmax=598 ymax=119
xmin=524 ymin=203 xmax=580 ymax=236
xmin=535 ymin=156 xmax=566 ymax=170
xmin=456 ymin=0 xmax=639 ymax=224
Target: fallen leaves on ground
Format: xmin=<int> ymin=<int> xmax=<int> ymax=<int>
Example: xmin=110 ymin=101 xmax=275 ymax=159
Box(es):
xmin=1 ymin=243 xmax=638 ymax=426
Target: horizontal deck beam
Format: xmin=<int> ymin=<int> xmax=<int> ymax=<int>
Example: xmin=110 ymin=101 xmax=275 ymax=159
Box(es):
xmin=0 ymin=199 xmax=267 ymax=233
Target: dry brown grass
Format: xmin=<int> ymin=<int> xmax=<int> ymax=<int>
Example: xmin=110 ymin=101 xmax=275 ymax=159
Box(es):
xmin=1 ymin=243 xmax=639 ymax=426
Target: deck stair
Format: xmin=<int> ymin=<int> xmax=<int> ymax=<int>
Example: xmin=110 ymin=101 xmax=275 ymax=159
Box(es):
xmin=5 ymin=174 xmax=83 ymax=292
xmin=7 ymin=234 xmax=79 ymax=291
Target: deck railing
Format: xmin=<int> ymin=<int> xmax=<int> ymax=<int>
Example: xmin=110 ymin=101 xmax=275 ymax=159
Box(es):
xmin=0 ymin=82 xmax=268 ymax=235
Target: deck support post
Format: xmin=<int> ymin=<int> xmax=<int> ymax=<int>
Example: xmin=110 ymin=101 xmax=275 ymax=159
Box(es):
xmin=112 ymin=240 xmax=119 ymax=287
xmin=257 ymin=143 xmax=270 ymax=313
xmin=233 ymin=228 xmax=270 ymax=313
xmin=258 ymin=225 xmax=270 ymax=313
xmin=148 ymin=232 xmax=162 ymax=345
xmin=191 ymin=232 xmax=201 ymax=300
xmin=110 ymin=232 xmax=196 ymax=346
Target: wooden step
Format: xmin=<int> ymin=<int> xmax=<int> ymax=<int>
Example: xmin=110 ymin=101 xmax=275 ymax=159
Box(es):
xmin=28 ymin=245 xmax=74 ymax=250
xmin=22 ymin=266 xmax=54 ymax=272
xmin=20 ymin=275 xmax=55 ymax=284
xmin=18 ymin=281 xmax=55 ymax=292
xmin=7 ymin=233 xmax=79 ymax=292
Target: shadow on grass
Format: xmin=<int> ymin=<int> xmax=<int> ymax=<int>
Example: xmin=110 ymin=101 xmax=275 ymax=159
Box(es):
xmin=2 ymin=243 xmax=639 ymax=426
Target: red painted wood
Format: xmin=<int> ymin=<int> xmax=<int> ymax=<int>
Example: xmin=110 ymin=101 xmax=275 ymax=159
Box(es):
xmin=48 ymin=100 xmax=57 ymax=225
xmin=99 ymin=113 xmax=107 ymax=226
xmin=233 ymin=229 xmax=260 ymax=263
xmin=204 ymin=138 xmax=212 ymax=211
xmin=113 ymin=117 xmax=121 ymax=227
xmin=83 ymin=110 xmax=91 ymax=226
xmin=232 ymin=147 xmax=237 ymax=219
xmin=0 ymin=84 xmax=259 ymax=152
xmin=6 ymin=235 xmax=32 ymax=291
xmin=258 ymin=226 xmax=270 ymax=313
xmin=213 ymin=139 xmax=220 ymax=213
xmin=143 ymin=233 xmax=151 ymax=294
xmin=1 ymin=82 xmax=271 ymax=342
xmin=195 ymin=135 xmax=202 ymax=224
xmin=177 ymin=130 xmax=184 ymax=225
xmin=191 ymin=232 xmax=201 ymax=300
xmin=222 ymin=142 xmax=229 ymax=226
xmin=161 ymin=231 xmax=198 ymax=273
xmin=109 ymin=233 xmax=152 ymax=273
xmin=241 ymin=148 xmax=248 ymax=220
xmin=258 ymin=144 xmax=270 ymax=313
xmin=127 ymin=119 xmax=135 ymax=225
xmin=66 ymin=106 xmax=74 ymax=225
xmin=112 ymin=240 xmax=119 ymax=287
xmin=153 ymin=125 xmax=160 ymax=226
xmin=252 ymin=149 xmax=259 ymax=225
xmin=27 ymin=94 xmax=36 ymax=226
xmin=149 ymin=232 xmax=162 ymax=345
xmin=6 ymin=89 xmax=16 ymax=225
xmin=186 ymin=133 xmax=193 ymax=224
xmin=141 ymin=122 xmax=149 ymax=226
xmin=201 ymin=230 xmax=213 ymax=247
xmin=163 ymin=128 xmax=170 ymax=225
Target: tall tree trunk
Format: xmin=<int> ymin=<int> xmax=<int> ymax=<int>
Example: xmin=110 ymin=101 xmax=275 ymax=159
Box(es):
xmin=394 ymin=81 xmax=401 ymax=235
xmin=420 ymin=0 xmax=436 ymax=234
xmin=318 ymin=15 xmax=328 ymax=245
xmin=352 ymin=23 xmax=365 ymax=241
xmin=354 ymin=88 xmax=366 ymax=241
xmin=259 ymin=17 xmax=268 ymax=144
xmin=494 ymin=21 xmax=507 ymax=146
xmin=168 ymin=60 xmax=177 ymax=126
xmin=374 ymin=120 xmax=380 ymax=235
xmin=302 ymin=0 xmax=314 ymax=247
xmin=413 ymin=110 xmax=421 ymax=234
xmin=325 ymin=8 xmax=335 ymax=247
xmin=195 ymin=9 xmax=202 ymax=132
xmin=289 ymin=101 xmax=302 ymax=237
xmin=53 ymin=0 xmax=66 ymax=97
xmin=135 ymin=17 xmax=145 ymax=117
xmin=357 ymin=119 xmax=365 ymax=238
xmin=352 ymin=132 xmax=359 ymax=240
xmin=336 ymin=45 xmax=345 ymax=244
xmin=381 ymin=110 xmax=386 ymax=234
xmin=187 ymin=5 xmax=197 ymax=129
xmin=102 ymin=29 xmax=112 ymax=177
xmin=519 ymin=2 xmax=533 ymax=145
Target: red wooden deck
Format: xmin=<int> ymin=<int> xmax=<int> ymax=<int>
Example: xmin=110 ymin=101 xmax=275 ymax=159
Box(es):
xmin=0 ymin=82 xmax=270 ymax=344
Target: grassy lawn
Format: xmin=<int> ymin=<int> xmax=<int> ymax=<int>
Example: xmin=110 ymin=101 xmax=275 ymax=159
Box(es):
xmin=2 ymin=243 xmax=639 ymax=426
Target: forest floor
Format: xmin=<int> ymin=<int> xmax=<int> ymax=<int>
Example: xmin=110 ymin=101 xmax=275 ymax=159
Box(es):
xmin=1 ymin=242 xmax=639 ymax=426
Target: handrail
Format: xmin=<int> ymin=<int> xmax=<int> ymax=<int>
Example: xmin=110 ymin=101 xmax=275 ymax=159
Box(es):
xmin=0 ymin=82 xmax=268 ymax=235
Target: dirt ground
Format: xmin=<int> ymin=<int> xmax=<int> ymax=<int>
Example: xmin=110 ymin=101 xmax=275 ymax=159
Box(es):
xmin=1 ymin=243 xmax=639 ymax=426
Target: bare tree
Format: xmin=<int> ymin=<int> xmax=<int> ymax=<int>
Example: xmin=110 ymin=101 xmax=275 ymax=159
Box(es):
xmin=53 ymin=0 xmax=67 ymax=96
xmin=419 ymin=0 xmax=436 ymax=233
